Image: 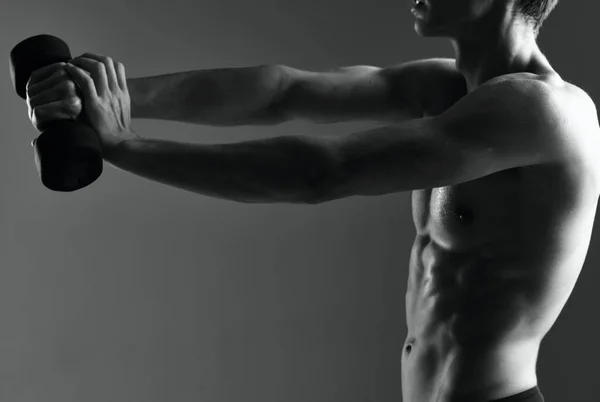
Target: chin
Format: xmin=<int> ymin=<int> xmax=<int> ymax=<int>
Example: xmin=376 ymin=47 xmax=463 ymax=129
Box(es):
xmin=413 ymin=18 xmax=450 ymax=38
xmin=414 ymin=20 xmax=440 ymax=37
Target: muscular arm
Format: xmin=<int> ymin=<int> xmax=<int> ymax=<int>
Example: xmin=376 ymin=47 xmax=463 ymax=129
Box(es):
xmin=322 ymin=78 xmax=570 ymax=199
xmin=125 ymin=58 xmax=454 ymax=126
xmin=113 ymin=58 xmax=531 ymax=203
xmin=108 ymin=78 xmax=569 ymax=205
xmin=105 ymin=134 xmax=336 ymax=204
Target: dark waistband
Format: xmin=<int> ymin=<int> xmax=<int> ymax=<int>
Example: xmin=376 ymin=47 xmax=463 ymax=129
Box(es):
xmin=488 ymin=386 xmax=543 ymax=402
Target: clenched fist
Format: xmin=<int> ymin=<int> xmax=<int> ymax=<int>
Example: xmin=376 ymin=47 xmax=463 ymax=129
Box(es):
xmin=25 ymin=62 xmax=83 ymax=133
xmin=64 ymin=53 xmax=138 ymax=154
xmin=25 ymin=53 xmax=139 ymax=157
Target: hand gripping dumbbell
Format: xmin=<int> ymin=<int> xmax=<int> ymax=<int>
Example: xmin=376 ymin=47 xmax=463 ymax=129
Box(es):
xmin=10 ymin=34 xmax=103 ymax=192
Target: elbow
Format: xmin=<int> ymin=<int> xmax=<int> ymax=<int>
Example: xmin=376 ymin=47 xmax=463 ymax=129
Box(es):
xmin=298 ymin=171 xmax=331 ymax=205
xmin=278 ymin=135 xmax=347 ymax=205
xmin=263 ymin=64 xmax=294 ymax=123
xmin=305 ymin=151 xmax=348 ymax=205
xmin=304 ymin=189 xmax=330 ymax=205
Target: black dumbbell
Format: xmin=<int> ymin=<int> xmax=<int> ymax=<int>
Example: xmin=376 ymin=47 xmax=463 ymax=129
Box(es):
xmin=10 ymin=34 xmax=103 ymax=192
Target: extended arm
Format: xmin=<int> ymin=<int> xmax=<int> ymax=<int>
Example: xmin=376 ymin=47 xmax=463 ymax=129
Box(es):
xmin=105 ymin=134 xmax=337 ymax=204
xmin=125 ymin=58 xmax=453 ymax=126
xmin=107 ymin=78 xmax=569 ymax=205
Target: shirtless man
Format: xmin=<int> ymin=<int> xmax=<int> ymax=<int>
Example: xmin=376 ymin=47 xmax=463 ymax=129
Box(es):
xmin=24 ymin=0 xmax=598 ymax=400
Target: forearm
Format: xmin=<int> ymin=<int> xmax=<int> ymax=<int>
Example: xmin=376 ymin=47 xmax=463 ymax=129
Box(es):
xmin=105 ymin=135 xmax=334 ymax=204
xmin=126 ymin=65 xmax=288 ymax=126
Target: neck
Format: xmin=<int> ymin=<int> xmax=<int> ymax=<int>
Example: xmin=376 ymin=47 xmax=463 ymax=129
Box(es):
xmin=449 ymin=6 xmax=552 ymax=92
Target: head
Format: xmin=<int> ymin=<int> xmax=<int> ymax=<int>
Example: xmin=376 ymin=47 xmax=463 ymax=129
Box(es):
xmin=412 ymin=0 xmax=560 ymax=40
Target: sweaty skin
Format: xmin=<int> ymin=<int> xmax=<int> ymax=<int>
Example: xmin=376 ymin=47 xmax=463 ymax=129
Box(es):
xmin=402 ymin=65 xmax=600 ymax=401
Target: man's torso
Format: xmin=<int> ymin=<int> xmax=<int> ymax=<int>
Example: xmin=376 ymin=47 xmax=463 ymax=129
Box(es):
xmin=401 ymin=62 xmax=600 ymax=401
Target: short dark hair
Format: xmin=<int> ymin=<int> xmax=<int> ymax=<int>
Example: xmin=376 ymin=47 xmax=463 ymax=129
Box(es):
xmin=513 ymin=0 xmax=560 ymax=34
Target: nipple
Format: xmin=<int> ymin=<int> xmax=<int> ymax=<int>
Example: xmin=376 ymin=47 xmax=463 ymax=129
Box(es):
xmin=455 ymin=205 xmax=474 ymax=224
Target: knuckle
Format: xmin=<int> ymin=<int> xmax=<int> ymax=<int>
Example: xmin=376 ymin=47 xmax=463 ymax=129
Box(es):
xmin=27 ymin=91 xmax=42 ymax=108
xmin=63 ymin=79 xmax=77 ymax=94
xmin=93 ymin=62 xmax=106 ymax=74
xmin=32 ymin=106 xmax=43 ymax=121
xmin=63 ymin=102 xmax=81 ymax=120
xmin=25 ymin=77 xmax=34 ymax=91
xmin=66 ymin=96 xmax=81 ymax=108
xmin=86 ymin=53 xmax=112 ymax=65
xmin=56 ymin=67 xmax=68 ymax=77
xmin=26 ymin=74 xmax=40 ymax=90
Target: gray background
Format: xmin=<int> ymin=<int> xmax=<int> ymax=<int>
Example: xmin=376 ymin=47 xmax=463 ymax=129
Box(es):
xmin=1 ymin=0 xmax=597 ymax=401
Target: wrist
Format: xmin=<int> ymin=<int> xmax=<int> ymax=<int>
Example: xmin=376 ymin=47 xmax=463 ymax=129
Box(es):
xmin=102 ymin=131 xmax=140 ymax=164
xmin=126 ymin=78 xmax=148 ymax=119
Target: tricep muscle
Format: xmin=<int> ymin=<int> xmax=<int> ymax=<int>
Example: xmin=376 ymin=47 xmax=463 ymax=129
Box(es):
xmin=276 ymin=58 xmax=460 ymax=125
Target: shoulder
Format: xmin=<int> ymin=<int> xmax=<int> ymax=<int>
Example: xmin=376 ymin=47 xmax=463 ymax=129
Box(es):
xmin=439 ymin=74 xmax=559 ymax=128
xmin=429 ymin=74 xmax=566 ymax=159
xmin=455 ymin=72 xmax=575 ymax=127
xmin=469 ymin=72 xmax=599 ymax=164
xmin=506 ymin=73 xmax=599 ymax=144
xmin=484 ymin=71 xmax=593 ymax=114
xmin=543 ymin=76 xmax=600 ymax=163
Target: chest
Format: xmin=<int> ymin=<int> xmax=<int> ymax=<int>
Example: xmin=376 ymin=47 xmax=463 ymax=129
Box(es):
xmin=409 ymin=75 xmax=600 ymax=251
xmin=411 ymin=167 xmax=531 ymax=250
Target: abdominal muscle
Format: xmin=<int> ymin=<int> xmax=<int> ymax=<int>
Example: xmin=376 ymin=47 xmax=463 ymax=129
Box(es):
xmin=402 ymin=160 xmax=598 ymax=402
xmin=402 ymin=333 xmax=540 ymax=402
xmin=402 ymin=237 xmax=544 ymax=402
xmin=402 ymin=236 xmax=542 ymax=402
xmin=398 ymin=70 xmax=599 ymax=402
